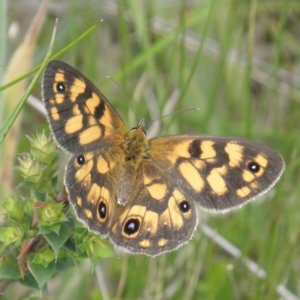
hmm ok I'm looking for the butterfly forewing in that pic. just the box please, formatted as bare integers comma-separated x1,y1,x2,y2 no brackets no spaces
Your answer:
42,61,127,154
65,146,124,236
150,135,285,211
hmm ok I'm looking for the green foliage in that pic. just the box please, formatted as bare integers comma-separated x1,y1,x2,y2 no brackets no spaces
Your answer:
0,134,114,294
0,254,22,280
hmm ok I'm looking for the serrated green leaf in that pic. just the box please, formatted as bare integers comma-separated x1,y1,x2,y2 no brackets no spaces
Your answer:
34,191,46,201
19,272,48,294
51,175,58,188
28,261,55,290
93,238,115,258
40,222,61,234
0,254,22,279
39,226,52,235
74,228,89,252
86,237,114,267
65,212,76,229
75,237,89,253
55,257,76,272
74,227,89,236
19,273,39,290
44,222,71,255
63,238,77,253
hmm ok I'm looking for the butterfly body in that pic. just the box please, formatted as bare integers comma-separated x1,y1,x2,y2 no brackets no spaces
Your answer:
122,121,149,163
42,60,285,257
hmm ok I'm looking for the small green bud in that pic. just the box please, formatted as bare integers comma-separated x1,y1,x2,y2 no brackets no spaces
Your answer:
42,203,62,222
28,133,57,164
0,224,23,246
35,200,68,227
23,195,37,216
31,247,55,267
2,196,24,221
16,155,42,184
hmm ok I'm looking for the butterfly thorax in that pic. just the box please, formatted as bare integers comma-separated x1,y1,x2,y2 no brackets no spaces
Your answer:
122,124,149,168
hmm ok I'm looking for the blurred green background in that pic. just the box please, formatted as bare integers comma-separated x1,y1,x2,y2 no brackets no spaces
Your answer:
1,0,300,299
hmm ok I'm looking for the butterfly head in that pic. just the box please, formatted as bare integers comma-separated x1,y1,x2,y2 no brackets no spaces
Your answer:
130,118,146,133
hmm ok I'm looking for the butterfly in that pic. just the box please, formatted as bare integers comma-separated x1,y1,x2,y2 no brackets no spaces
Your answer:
41,60,285,257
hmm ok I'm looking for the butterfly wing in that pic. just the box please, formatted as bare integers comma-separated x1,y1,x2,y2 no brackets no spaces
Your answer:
66,147,197,256
42,60,127,154
65,146,124,237
149,135,285,212
64,132,284,255
110,159,197,256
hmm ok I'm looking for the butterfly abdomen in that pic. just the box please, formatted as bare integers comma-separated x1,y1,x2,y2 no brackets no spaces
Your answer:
116,126,151,205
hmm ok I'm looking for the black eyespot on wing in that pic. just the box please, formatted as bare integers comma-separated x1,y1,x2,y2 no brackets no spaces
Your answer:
98,201,106,219
57,82,65,92
248,161,260,173
124,219,140,235
77,155,85,165
179,201,190,213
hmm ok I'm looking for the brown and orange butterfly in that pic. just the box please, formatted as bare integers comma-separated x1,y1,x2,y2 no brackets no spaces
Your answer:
42,60,285,257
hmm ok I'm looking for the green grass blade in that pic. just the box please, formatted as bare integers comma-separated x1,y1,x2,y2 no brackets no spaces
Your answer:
0,19,58,144
0,20,102,92
112,5,210,82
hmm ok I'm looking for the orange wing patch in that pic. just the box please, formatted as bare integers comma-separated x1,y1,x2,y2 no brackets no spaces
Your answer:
70,78,86,102
200,140,216,161
50,107,60,121
225,142,244,167
178,161,204,193
86,93,101,115
206,166,228,196
79,127,102,145
236,186,251,198
166,140,191,164
65,115,83,134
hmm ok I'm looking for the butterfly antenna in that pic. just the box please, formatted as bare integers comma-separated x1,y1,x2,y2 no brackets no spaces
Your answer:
146,107,200,126
107,76,138,123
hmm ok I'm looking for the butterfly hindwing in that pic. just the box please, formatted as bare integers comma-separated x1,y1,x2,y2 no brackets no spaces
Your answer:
110,159,197,256
149,135,285,211
42,61,127,154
